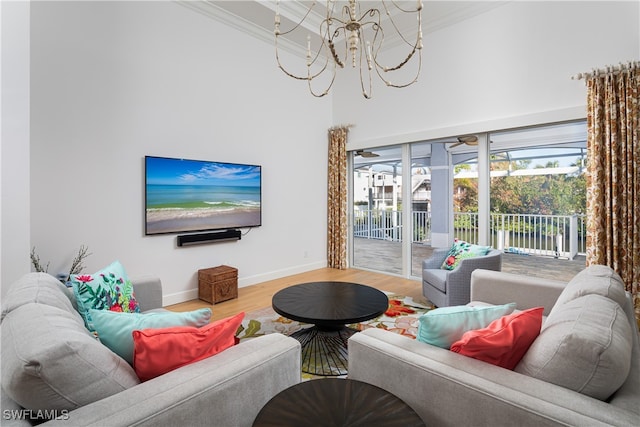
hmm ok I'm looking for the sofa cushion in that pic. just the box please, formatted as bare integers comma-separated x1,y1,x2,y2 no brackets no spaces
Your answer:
516,294,632,400
552,265,627,311
71,260,141,331
89,308,212,365
440,239,491,270
417,303,516,349
1,303,140,412
1,272,79,322
132,312,244,381
451,307,543,369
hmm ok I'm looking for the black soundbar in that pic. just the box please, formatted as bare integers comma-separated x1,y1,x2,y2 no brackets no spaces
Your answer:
177,229,241,246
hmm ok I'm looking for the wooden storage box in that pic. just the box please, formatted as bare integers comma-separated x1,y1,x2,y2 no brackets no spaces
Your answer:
198,265,238,304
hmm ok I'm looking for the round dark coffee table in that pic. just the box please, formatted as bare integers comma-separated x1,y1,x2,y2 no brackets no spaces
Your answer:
272,282,388,376
253,378,425,427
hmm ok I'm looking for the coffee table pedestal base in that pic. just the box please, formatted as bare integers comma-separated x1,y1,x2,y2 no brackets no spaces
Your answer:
290,326,357,376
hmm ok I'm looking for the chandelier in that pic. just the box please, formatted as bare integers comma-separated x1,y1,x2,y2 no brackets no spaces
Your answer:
274,0,423,98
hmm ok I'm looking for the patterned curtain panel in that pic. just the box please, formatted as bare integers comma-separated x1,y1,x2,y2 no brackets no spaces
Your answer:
327,126,348,269
585,63,640,321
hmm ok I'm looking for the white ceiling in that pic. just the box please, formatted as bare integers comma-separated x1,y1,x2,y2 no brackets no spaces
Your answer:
178,1,510,57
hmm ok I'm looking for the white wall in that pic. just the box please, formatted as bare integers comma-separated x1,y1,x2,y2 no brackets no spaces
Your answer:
1,1,31,296
335,1,640,148
25,1,331,304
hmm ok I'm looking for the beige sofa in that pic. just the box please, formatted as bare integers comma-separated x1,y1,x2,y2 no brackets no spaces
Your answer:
349,266,640,426
1,273,301,426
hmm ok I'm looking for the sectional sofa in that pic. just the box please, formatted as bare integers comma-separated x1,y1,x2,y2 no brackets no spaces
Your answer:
1,273,301,426
349,266,640,426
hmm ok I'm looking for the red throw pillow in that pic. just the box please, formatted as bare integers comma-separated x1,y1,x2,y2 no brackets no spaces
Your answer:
132,312,244,381
450,307,543,370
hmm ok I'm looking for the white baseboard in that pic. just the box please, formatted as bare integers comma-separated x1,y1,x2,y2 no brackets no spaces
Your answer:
238,260,326,287
162,260,327,306
163,289,199,307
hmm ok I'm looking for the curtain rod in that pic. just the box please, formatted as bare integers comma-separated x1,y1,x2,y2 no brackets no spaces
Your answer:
329,124,355,132
571,61,639,81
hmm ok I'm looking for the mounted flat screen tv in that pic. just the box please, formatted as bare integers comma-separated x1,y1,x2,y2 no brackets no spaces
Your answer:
145,156,262,235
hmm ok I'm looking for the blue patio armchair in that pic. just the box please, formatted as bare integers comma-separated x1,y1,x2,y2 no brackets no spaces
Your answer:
422,248,503,307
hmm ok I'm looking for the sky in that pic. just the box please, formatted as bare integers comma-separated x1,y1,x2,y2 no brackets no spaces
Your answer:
145,156,261,187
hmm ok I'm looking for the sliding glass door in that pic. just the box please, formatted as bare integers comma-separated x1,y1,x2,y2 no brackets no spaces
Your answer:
351,145,403,275
350,142,438,277
349,121,587,279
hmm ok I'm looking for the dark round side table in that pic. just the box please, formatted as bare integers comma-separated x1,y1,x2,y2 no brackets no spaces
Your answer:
253,378,425,427
272,282,389,376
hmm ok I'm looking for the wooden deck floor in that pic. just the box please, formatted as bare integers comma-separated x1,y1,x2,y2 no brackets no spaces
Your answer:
353,237,586,282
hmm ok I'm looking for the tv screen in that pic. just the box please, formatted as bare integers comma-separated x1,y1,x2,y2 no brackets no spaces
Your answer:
145,156,262,235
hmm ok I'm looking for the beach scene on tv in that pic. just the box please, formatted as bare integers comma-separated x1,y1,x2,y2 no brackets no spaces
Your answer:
145,157,261,235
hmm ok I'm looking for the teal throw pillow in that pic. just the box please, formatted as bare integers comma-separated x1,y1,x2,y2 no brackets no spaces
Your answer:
417,303,517,349
89,308,212,364
441,239,492,270
71,260,141,331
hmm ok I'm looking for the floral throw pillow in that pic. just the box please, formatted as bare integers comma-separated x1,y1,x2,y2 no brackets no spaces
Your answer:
71,260,141,331
440,239,492,271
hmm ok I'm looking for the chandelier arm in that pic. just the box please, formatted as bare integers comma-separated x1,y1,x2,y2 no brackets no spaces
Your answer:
368,24,386,69
275,2,318,37
356,7,381,24
379,3,422,47
375,50,422,88
341,3,351,18
385,47,417,72
307,68,336,98
385,0,423,14
276,15,337,81
328,40,345,68
275,41,331,81
367,24,420,73
358,34,373,99
334,26,352,68
326,24,346,68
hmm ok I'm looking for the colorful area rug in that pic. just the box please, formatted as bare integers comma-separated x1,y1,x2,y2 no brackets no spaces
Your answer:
236,293,433,380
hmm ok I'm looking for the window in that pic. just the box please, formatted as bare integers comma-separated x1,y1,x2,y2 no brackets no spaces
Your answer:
349,120,587,277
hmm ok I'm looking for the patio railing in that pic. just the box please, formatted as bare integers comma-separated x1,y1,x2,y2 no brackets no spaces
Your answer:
353,209,586,259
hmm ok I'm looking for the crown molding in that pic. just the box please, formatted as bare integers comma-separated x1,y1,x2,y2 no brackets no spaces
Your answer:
176,1,511,59
176,0,309,58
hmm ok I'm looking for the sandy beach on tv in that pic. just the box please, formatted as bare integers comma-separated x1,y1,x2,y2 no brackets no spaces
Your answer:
146,207,260,234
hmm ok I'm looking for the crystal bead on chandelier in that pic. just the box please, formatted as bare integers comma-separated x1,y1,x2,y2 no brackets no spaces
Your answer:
275,0,423,99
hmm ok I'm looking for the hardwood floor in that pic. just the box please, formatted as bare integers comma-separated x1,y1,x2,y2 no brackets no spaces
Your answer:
166,268,427,322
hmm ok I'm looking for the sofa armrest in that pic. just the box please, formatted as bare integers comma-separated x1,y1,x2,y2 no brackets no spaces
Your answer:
43,333,301,427
470,269,566,316
131,275,163,311
348,329,638,427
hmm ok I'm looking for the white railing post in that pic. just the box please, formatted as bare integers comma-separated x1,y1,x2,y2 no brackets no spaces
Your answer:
366,209,371,239
570,215,578,260
504,215,510,249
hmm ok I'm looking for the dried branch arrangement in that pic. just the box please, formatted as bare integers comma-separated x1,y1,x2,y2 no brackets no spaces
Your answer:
30,246,50,273
30,245,92,283
66,244,91,282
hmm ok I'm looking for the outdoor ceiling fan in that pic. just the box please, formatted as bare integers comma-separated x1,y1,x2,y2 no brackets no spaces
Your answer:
448,135,479,149
355,149,380,158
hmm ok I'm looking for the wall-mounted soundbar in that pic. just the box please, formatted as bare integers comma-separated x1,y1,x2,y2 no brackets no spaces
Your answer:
177,229,241,246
